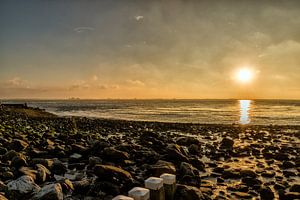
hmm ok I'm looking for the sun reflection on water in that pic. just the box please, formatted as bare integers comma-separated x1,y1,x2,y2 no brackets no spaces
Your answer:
239,100,251,124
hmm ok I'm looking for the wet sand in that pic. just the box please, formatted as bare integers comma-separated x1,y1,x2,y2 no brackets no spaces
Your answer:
0,106,299,199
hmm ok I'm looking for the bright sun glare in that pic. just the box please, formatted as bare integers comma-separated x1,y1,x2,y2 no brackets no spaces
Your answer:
236,68,254,83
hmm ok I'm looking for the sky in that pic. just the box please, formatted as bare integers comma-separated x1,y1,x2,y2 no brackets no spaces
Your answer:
0,0,300,99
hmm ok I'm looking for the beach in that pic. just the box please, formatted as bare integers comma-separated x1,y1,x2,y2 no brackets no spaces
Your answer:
0,105,299,200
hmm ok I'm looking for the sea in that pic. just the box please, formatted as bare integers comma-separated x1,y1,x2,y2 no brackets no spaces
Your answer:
2,99,300,125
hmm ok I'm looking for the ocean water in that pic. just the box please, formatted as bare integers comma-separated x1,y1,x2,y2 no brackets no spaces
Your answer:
3,99,300,125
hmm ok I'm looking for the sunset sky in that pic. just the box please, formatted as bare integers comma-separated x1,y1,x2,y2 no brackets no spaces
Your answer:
0,0,300,99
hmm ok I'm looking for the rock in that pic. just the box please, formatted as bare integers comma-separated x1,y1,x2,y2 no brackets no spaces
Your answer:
150,160,176,176
11,154,27,169
0,194,8,200
220,137,234,149
280,192,300,200
73,179,91,195
0,147,7,155
0,181,7,192
260,186,275,200
290,184,300,192
166,144,189,163
281,161,295,169
176,137,201,146
189,157,205,171
103,147,129,162
233,192,252,199
10,139,29,151
31,158,54,169
6,175,40,199
32,183,63,200
240,169,257,178
3,150,20,161
36,164,51,184
261,171,275,178
241,177,262,187
71,144,87,154
180,162,198,176
94,164,132,182
188,144,201,155
175,184,205,200
51,159,67,175
2,171,14,180
222,169,240,179
89,181,120,196
18,167,37,180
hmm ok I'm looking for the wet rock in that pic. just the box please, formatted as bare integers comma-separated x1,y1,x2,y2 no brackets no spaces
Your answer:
260,186,275,200
32,183,63,200
180,162,199,176
176,137,201,146
10,139,29,151
233,192,252,199
240,169,257,178
261,171,275,178
18,167,37,180
51,159,67,175
188,144,202,155
3,150,20,161
0,194,8,200
73,179,91,195
31,158,54,169
189,157,205,171
11,154,27,169
103,147,129,162
242,177,262,187
57,178,74,193
290,184,300,192
280,192,300,200
149,160,176,176
220,137,234,149
281,161,295,169
0,147,7,155
175,184,205,200
165,144,189,163
35,164,51,184
6,175,40,199
94,164,132,182
222,169,240,179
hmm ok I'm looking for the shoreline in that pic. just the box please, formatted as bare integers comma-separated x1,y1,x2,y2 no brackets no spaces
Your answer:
0,106,299,199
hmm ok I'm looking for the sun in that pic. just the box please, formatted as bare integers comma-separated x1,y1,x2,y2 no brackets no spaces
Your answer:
235,68,254,83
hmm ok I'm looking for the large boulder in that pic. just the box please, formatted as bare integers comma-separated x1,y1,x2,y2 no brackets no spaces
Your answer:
220,137,234,149
32,183,63,200
149,160,176,176
175,184,205,200
103,147,129,162
94,164,132,183
6,175,40,199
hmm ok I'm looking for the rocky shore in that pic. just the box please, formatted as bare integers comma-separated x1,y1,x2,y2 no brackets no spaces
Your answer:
0,106,299,200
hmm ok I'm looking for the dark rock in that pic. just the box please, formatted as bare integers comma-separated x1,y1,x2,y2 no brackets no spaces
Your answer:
6,175,40,199
281,161,295,169
3,150,20,161
240,169,257,178
180,162,199,176
290,184,300,193
176,137,201,146
150,160,176,176
261,171,275,178
51,159,67,175
189,157,205,171
11,154,27,169
0,147,7,155
165,144,189,163
242,177,262,187
188,144,201,155
32,183,63,200
35,164,51,184
220,137,234,149
73,179,91,195
280,192,300,200
94,164,132,183
260,186,275,200
10,139,29,151
175,184,205,200
103,147,129,162
233,192,252,199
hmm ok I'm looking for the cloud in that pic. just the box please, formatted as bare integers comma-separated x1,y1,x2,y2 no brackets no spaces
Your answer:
126,79,145,87
135,15,144,21
74,27,94,33
2,77,30,89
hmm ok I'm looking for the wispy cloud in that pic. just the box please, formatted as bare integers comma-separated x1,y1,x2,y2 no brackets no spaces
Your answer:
74,27,94,33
